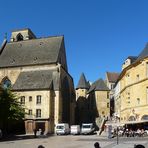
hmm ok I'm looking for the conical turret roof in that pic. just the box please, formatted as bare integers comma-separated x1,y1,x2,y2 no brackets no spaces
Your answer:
76,73,89,89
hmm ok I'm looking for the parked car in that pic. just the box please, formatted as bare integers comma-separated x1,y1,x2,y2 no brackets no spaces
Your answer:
55,123,70,135
81,123,95,135
70,125,80,135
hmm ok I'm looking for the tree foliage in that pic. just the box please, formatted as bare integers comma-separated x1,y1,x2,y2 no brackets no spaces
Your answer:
0,88,25,133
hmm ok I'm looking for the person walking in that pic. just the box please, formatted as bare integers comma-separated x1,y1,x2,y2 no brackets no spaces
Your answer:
94,142,101,148
38,145,45,148
134,144,145,148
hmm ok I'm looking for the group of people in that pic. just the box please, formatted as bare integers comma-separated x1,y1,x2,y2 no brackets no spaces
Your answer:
37,142,145,148
112,127,148,137
37,143,102,148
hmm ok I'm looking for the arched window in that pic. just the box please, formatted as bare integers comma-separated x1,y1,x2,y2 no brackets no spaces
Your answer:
16,33,23,41
141,115,148,121
1,77,11,89
128,116,136,121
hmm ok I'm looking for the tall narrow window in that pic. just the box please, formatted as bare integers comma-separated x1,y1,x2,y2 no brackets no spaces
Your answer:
111,84,114,89
16,33,23,41
146,63,148,77
136,74,139,81
107,92,109,99
20,96,25,104
36,95,41,104
107,103,109,108
29,96,32,102
137,98,140,105
147,88,148,104
36,109,41,117
28,109,32,115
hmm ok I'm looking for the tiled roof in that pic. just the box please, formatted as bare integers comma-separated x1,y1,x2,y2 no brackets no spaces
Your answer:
76,73,90,89
106,72,120,83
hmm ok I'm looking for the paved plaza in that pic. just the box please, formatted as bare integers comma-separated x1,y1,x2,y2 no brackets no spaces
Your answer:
0,134,148,148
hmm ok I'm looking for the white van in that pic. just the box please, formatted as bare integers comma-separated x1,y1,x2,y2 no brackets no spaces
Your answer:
70,125,80,135
55,123,70,135
81,123,94,135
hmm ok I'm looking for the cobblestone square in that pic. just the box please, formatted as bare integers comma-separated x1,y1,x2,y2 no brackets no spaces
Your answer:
0,134,148,148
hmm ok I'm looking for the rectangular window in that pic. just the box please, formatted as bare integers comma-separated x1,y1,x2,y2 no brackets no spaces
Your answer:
126,74,130,85
107,92,109,99
127,101,130,104
147,88,148,104
28,109,32,115
36,109,41,118
29,96,32,102
137,98,140,105
136,74,139,81
20,96,25,104
111,84,114,89
146,63,148,77
36,95,41,104
107,103,109,108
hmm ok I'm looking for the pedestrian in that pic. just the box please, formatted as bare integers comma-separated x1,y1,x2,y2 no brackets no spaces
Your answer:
134,144,145,148
38,145,45,148
34,128,37,138
94,142,101,148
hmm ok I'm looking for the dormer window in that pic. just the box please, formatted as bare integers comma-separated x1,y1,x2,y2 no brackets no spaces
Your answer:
16,33,23,41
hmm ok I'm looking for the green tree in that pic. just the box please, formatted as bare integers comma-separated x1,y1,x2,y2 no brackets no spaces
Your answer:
0,88,25,135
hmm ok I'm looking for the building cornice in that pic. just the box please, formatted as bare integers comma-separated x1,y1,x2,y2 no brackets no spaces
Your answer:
116,57,148,84
121,104,148,112
120,77,148,93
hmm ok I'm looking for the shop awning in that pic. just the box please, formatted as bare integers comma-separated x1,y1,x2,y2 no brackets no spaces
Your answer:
105,122,125,127
121,120,148,125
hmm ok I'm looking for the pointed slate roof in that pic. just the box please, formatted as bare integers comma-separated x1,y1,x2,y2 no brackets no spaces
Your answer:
88,78,109,93
76,73,89,89
137,43,148,61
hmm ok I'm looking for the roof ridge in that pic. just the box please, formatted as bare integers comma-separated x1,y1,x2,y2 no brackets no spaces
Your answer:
7,35,64,44
88,78,109,93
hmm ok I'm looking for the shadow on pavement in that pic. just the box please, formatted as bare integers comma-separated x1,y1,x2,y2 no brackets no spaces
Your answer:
0,134,52,142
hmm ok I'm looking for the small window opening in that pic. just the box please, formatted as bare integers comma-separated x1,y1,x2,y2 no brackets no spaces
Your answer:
16,33,23,41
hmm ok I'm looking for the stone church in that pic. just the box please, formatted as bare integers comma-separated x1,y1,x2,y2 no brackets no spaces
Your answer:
0,28,75,134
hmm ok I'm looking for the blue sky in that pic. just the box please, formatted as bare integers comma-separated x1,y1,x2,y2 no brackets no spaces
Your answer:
1,0,148,86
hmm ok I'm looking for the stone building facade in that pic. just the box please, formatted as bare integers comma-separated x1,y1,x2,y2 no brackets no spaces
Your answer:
106,72,119,116
115,44,148,123
76,73,110,125
0,28,75,134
